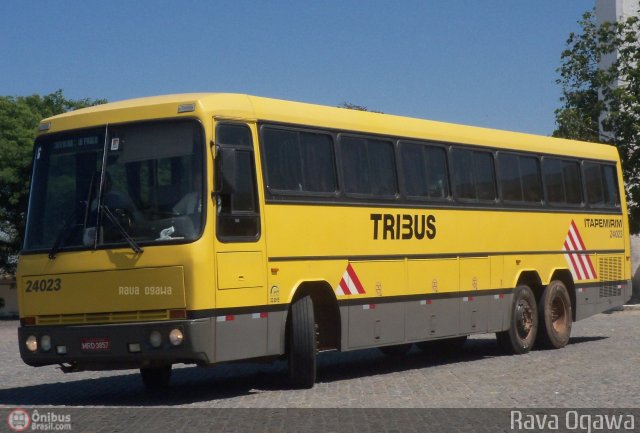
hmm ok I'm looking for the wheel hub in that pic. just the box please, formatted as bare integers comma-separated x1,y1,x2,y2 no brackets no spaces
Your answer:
515,300,533,339
550,294,567,333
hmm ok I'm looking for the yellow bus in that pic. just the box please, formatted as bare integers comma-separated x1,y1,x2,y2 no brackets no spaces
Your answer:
18,94,631,389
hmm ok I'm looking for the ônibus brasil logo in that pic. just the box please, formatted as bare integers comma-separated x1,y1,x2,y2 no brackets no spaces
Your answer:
7,408,30,432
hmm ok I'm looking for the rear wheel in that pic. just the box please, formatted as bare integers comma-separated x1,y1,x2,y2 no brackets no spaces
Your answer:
288,295,317,388
140,365,172,391
496,285,538,354
537,280,572,349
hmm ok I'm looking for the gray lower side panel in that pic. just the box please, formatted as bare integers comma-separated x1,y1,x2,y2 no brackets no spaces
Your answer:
341,292,513,351
575,280,632,321
214,311,286,363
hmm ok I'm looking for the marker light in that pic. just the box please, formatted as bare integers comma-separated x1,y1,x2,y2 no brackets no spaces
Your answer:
177,103,195,113
149,330,162,348
40,335,52,352
169,329,184,346
26,335,38,352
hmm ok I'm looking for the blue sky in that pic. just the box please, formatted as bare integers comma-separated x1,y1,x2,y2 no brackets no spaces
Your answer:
0,1,591,135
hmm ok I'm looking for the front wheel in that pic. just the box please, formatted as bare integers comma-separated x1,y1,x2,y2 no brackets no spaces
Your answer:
288,295,317,388
537,280,572,349
496,285,538,354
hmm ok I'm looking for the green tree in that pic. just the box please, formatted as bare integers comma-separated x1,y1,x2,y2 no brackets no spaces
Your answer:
554,6,640,232
338,102,383,113
0,90,106,274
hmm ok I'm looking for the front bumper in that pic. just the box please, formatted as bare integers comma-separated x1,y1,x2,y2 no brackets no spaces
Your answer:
18,319,214,370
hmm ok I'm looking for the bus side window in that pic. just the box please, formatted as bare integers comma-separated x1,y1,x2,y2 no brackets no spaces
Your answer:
543,158,583,206
585,162,620,208
497,153,542,204
215,123,260,241
602,165,620,206
452,148,496,201
341,135,397,197
399,141,449,200
262,127,337,194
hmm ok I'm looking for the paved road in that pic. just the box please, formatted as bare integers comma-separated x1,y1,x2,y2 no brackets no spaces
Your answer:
1,310,639,409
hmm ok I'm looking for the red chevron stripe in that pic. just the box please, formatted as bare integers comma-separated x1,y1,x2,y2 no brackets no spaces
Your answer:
565,241,583,280
346,263,366,294
339,278,352,295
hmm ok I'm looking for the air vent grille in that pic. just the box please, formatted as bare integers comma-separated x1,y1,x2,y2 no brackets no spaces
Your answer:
36,309,169,325
598,255,623,298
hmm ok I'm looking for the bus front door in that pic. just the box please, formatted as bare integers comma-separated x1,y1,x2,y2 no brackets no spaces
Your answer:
213,121,268,361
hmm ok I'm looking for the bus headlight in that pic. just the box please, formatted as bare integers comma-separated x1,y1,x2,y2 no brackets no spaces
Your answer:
26,335,38,352
169,329,183,346
40,335,52,352
149,330,162,348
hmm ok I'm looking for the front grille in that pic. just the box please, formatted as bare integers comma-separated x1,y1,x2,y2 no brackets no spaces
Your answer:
36,309,169,325
598,255,623,298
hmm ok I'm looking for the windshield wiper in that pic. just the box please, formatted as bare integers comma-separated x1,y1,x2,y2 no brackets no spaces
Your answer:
48,210,77,260
101,205,143,254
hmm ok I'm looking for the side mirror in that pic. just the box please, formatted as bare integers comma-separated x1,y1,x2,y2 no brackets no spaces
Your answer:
215,145,237,195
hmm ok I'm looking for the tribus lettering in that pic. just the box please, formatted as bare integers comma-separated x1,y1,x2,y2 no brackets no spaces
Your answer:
370,213,436,240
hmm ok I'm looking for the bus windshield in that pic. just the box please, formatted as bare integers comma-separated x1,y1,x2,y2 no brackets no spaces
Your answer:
24,119,205,253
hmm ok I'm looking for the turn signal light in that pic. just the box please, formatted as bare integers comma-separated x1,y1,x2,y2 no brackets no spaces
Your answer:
21,317,36,326
169,309,187,319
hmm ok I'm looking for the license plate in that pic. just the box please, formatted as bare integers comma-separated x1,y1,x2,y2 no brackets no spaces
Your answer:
80,337,111,352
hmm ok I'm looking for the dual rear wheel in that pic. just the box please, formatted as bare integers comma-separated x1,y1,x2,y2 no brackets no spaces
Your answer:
497,280,572,354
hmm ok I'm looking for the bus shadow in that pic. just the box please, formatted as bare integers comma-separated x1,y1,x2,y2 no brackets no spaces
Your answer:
566,336,607,345
0,335,608,406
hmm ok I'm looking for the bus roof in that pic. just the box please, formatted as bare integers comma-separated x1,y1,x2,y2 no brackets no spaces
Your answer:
41,93,619,161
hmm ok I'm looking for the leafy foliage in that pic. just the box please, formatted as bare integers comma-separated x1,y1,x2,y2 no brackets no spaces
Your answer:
554,6,640,232
0,90,106,274
338,102,383,113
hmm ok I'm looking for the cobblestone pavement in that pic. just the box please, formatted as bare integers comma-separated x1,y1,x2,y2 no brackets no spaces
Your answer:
1,310,639,409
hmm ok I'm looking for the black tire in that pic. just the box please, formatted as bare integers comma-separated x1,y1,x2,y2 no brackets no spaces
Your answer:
288,295,317,388
496,285,538,354
378,343,412,357
416,336,467,356
140,365,172,391
537,280,572,349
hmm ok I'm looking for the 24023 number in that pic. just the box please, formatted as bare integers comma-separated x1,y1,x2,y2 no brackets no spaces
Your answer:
25,278,62,292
